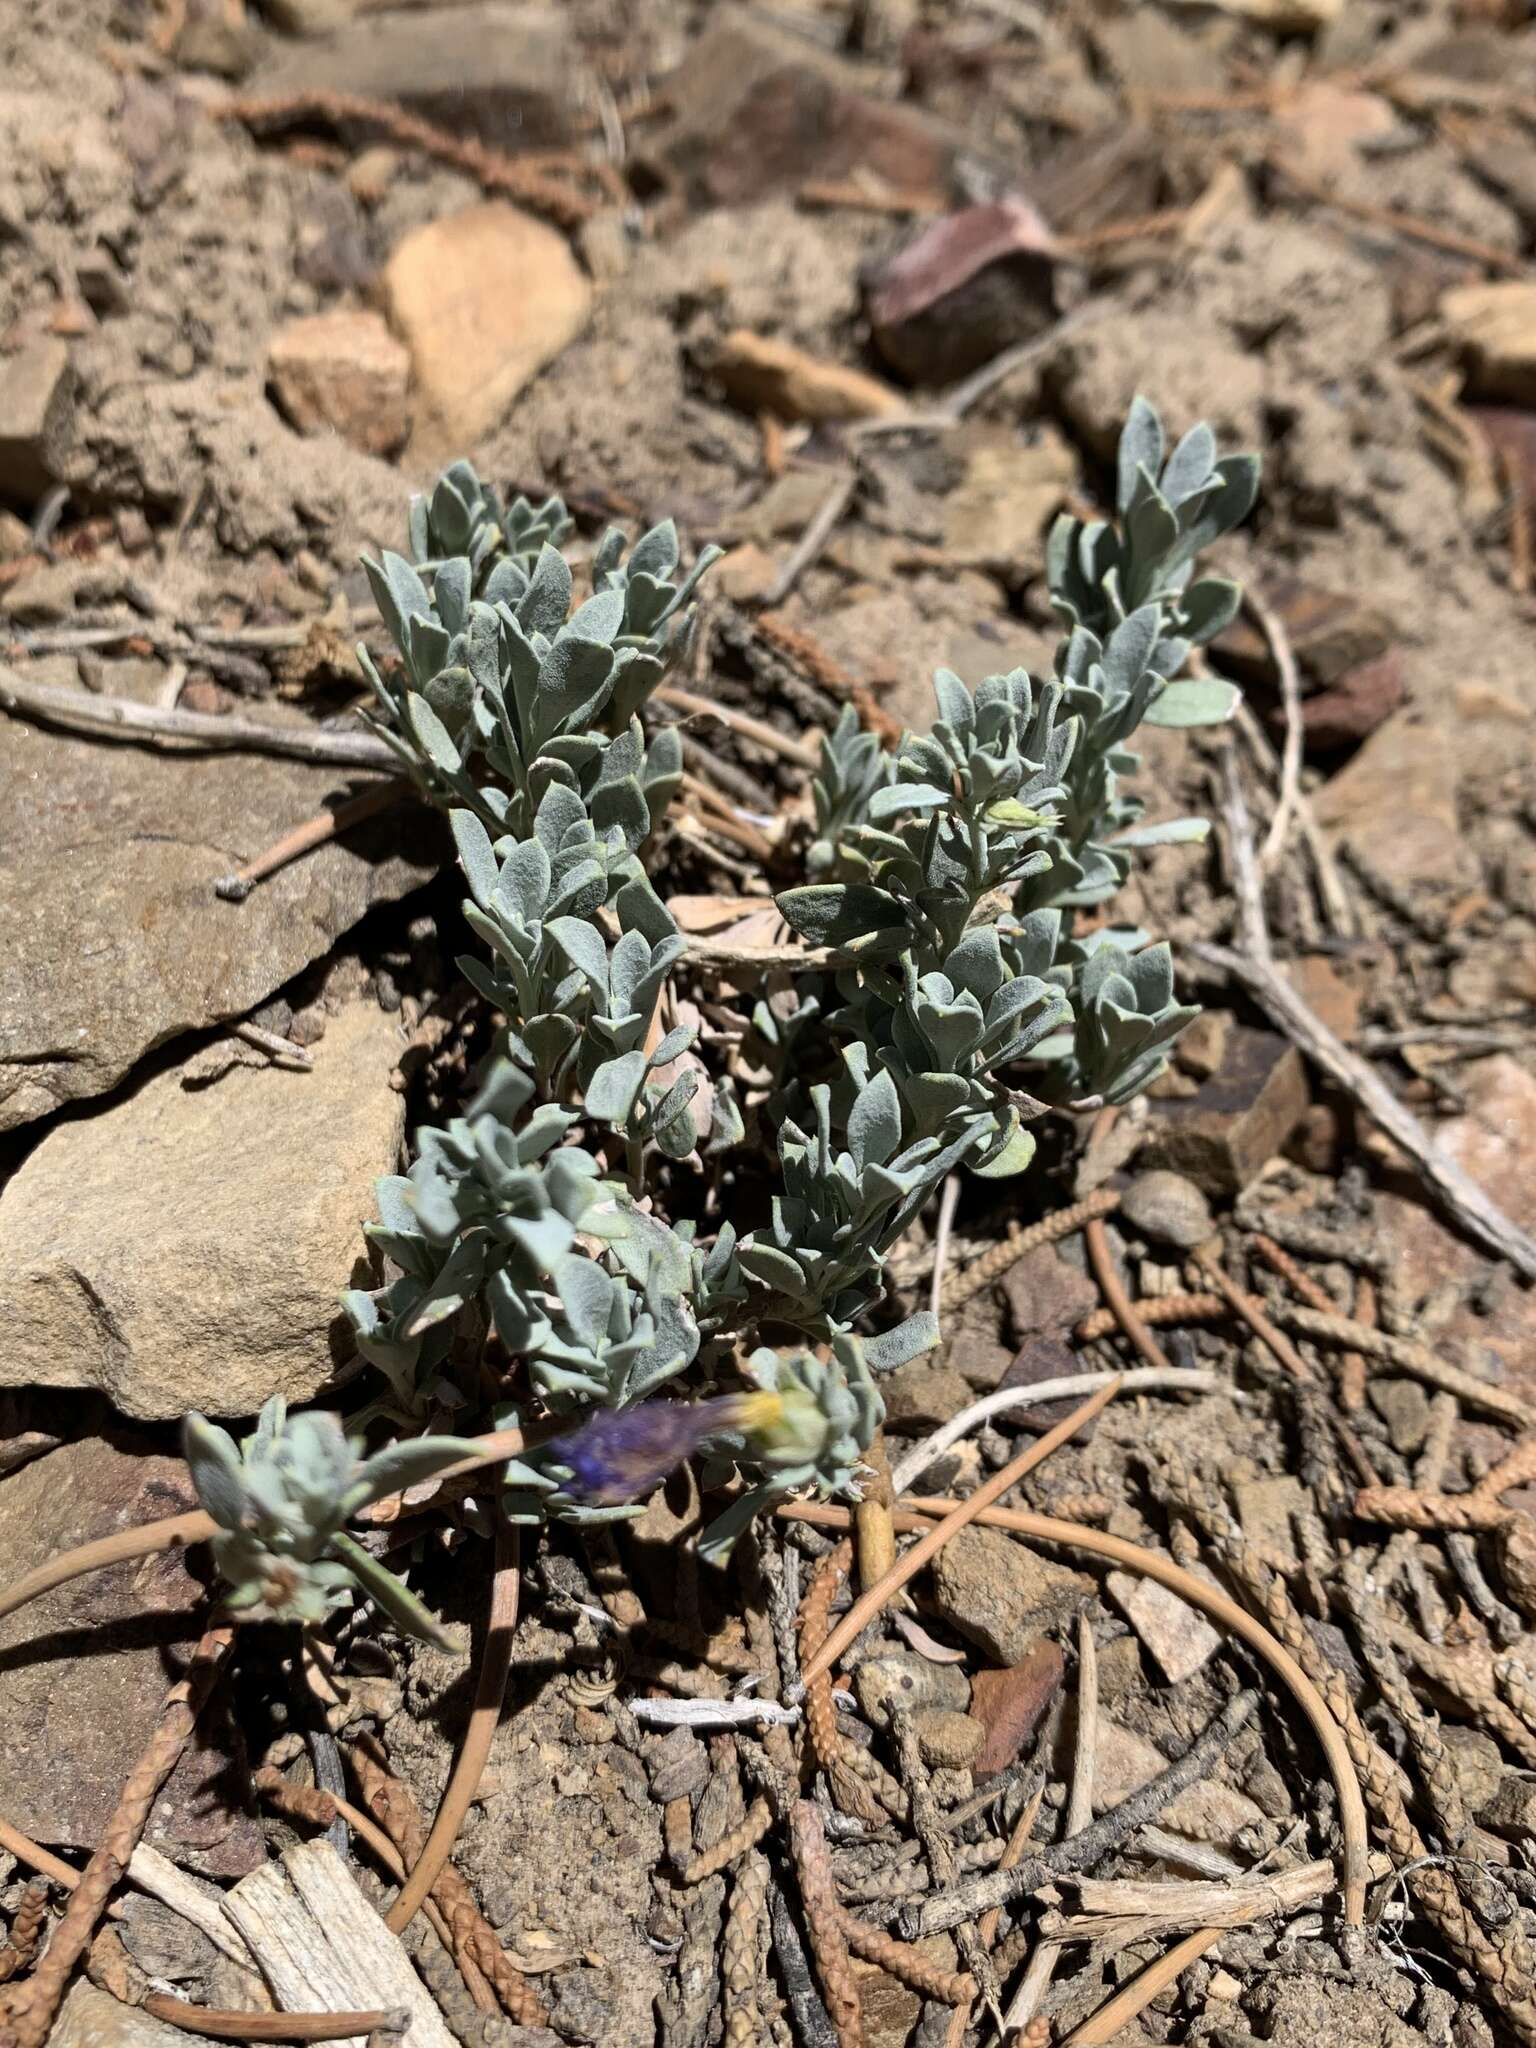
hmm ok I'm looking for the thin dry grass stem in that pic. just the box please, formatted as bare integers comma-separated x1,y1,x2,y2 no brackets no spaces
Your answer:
999,1615,1098,2037
788,1801,863,2048
0,1511,216,1625
1247,590,1303,874
0,1822,77,1895
0,1627,233,2048
799,1379,1122,1689
780,1493,1369,1927
215,781,406,900
939,1189,1121,1314
656,683,821,768
1085,1213,1173,1370
1269,155,1527,273
1061,1925,1226,2047
386,1519,520,1936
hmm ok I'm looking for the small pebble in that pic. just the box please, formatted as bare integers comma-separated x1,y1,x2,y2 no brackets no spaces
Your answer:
1120,1169,1215,1250
854,1650,970,1724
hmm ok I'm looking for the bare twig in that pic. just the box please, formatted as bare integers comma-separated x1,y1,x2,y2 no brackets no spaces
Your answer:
1061,1926,1225,2046
1235,703,1356,935
656,684,821,768
1217,729,1272,962
215,781,408,900
1189,939,1536,1282
888,1368,1223,1495
780,1498,1367,1926
0,664,396,769
1246,591,1304,876
761,469,860,607
895,1690,1261,1939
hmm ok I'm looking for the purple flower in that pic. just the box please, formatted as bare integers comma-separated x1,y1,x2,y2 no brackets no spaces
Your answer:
550,1392,783,1506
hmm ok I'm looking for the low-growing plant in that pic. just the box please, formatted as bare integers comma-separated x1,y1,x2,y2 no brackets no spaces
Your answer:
186,399,1257,1618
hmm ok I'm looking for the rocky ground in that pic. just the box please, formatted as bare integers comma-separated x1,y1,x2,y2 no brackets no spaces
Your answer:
4,0,1536,2044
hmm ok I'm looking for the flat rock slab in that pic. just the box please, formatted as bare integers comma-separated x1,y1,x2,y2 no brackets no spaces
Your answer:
0,1436,262,1872
0,704,433,1130
0,1001,406,1418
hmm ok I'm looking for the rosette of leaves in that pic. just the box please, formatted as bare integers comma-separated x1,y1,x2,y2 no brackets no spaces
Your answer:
695,1322,934,1560
357,474,718,844
806,705,895,878
183,1399,476,1644
1047,394,1259,693
738,1075,992,1325
406,460,572,591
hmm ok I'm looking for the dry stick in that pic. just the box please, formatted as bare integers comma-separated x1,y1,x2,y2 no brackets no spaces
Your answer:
930,1171,962,1323
254,1771,498,2015
1061,1926,1225,2048
800,1379,1122,1688
1234,703,1356,937
0,664,398,770
386,1519,519,1935
780,1498,1367,1927
0,1627,233,2048
1002,1611,1100,2035
1270,156,1528,274
1247,591,1304,876
214,781,407,901
1189,939,1536,1283
892,1690,1261,1941
656,683,821,768
788,1801,864,2048
938,1188,1121,1314
1271,1303,1536,1427
762,469,859,607
139,1998,404,2042
943,1779,1047,2048
891,1711,1002,2025
887,1368,1224,1496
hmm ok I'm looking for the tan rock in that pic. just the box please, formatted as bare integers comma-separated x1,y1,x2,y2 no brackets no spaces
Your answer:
930,1525,1093,1664
943,426,1078,573
55,1982,207,2048
268,309,410,458
0,1003,406,1418
0,339,74,504
914,1709,984,1771
1106,1571,1221,1685
1313,710,1466,886
1093,1720,1265,1842
710,329,905,424
710,543,778,603
1143,1024,1310,1196
1443,280,1536,406
1272,83,1397,183
1285,954,1361,1042
385,203,592,461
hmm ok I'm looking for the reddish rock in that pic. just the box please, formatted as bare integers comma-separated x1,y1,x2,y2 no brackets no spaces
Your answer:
968,1641,1066,1776
1300,648,1405,751
0,1437,261,1875
1214,578,1395,690
1313,710,1467,887
652,9,962,208
1142,1025,1310,1196
866,201,1057,387
1285,955,1362,1042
